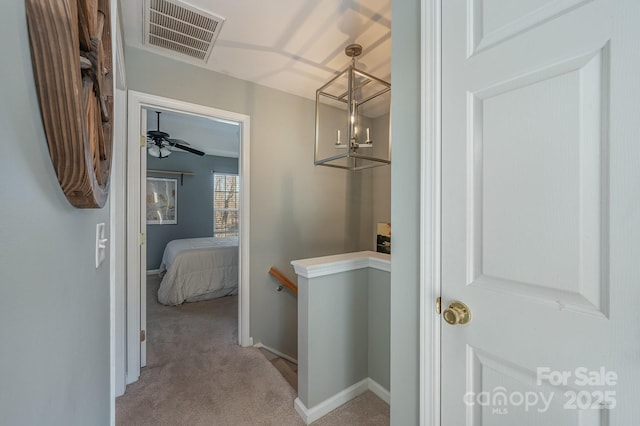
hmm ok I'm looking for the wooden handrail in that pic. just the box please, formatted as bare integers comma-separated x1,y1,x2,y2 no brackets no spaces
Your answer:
268,267,298,295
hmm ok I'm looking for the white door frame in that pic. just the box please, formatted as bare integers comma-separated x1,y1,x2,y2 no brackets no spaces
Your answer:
419,1,442,425
109,0,127,424
124,90,252,384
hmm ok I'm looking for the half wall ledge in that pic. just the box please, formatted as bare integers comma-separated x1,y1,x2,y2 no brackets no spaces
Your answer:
291,251,391,278
291,250,391,424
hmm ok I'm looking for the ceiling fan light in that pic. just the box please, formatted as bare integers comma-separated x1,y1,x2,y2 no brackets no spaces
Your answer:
160,147,172,158
148,145,161,157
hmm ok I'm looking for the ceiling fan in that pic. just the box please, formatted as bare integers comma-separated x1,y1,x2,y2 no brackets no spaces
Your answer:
147,111,205,158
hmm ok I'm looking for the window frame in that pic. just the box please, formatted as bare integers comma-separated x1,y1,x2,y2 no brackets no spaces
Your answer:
212,172,239,238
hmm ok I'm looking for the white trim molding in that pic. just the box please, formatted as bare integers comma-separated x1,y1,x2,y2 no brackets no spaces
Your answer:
110,1,126,424
294,378,390,425
111,89,127,389
253,342,298,365
420,0,442,425
367,378,391,404
124,91,252,387
291,251,391,278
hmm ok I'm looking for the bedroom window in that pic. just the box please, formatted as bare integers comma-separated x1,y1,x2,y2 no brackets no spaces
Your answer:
213,173,239,237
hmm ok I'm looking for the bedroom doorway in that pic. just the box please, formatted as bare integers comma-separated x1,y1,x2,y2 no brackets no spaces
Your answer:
124,91,251,385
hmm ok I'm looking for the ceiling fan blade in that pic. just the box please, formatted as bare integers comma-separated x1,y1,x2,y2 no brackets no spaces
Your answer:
167,138,190,146
173,143,205,156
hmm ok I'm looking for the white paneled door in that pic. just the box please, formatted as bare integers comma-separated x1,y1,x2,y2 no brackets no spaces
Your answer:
441,0,639,424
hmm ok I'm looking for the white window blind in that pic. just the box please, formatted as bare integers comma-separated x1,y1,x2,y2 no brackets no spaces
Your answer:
213,173,239,237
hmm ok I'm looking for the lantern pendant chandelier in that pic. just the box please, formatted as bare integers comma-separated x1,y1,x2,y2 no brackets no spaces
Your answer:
314,44,391,170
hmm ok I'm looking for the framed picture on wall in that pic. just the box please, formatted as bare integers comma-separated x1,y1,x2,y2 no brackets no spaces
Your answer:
147,177,177,225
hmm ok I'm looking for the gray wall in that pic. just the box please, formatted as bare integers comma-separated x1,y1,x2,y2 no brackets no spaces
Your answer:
125,46,380,358
298,270,370,407
372,113,391,248
0,2,110,424
298,268,390,408
146,152,238,269
368,268,391,390
390,0,422,423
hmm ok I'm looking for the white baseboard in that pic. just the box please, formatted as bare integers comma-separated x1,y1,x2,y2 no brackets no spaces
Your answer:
295,379,369,424
294,398,309,423
294,378,390,424
146,269,161,276
367,378,390,404
253,342,298,365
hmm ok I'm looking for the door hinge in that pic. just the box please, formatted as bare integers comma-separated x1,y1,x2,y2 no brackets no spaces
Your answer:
436,297,442,314
140,330,146,342
140,135,146,147
140,232,145,246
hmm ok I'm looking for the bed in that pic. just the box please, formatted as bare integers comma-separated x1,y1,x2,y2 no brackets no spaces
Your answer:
158,236,239,305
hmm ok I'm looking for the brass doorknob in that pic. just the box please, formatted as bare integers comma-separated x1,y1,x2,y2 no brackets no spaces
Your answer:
443,301,471,325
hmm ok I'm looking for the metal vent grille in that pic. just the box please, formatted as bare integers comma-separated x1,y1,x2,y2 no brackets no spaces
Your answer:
144,0,225,62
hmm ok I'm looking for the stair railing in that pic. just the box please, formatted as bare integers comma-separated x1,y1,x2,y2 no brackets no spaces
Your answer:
268,267,298,295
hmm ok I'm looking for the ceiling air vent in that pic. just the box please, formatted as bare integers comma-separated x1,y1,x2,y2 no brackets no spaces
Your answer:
144,0,225,62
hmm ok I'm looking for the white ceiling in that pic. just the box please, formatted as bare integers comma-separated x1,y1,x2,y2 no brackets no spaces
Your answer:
121,0,391,102
146,108,240,157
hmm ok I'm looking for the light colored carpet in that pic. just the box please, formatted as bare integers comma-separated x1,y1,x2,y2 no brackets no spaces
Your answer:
116,276,389,425
270,358,298,392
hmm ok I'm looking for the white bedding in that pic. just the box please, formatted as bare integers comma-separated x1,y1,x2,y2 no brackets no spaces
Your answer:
158,237,238,305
